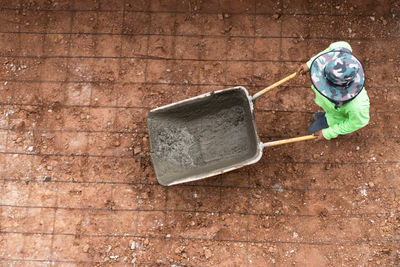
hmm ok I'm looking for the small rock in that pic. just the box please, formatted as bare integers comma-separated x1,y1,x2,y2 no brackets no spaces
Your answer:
368,182,375,188
224,13,230,18
218,13,223,20
224,25,232,33
272,13,280,20
204,248,212,258
253,193,261,199
361,188,367,197
83,244,90,253
13,121,25,131
325,164,331,170
140,192,149,199
130,241,136,250
272,183,284,192
319,208,328,217
174,246,185,254
142,137,148,146
46,165,53,171
134,147,141,155
44,176,51,182
356,146,360,151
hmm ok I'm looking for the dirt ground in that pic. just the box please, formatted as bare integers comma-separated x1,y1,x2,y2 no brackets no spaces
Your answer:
0,0,400,266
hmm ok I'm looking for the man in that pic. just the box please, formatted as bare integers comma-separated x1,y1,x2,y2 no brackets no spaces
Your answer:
298,41,370,140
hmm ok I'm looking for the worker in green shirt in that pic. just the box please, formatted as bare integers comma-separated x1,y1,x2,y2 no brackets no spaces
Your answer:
298,41,370,140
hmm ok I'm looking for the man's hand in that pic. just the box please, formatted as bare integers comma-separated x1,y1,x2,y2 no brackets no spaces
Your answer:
297,63,310,75
313,130,325,141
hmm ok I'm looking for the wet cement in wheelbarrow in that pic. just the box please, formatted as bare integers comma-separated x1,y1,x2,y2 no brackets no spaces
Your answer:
148,89,259,185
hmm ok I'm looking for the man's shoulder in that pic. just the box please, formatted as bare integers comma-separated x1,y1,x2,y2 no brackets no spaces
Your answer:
347,88,370,109
329,41,352,52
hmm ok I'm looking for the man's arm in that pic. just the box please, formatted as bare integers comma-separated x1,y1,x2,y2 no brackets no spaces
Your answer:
322,104,370,140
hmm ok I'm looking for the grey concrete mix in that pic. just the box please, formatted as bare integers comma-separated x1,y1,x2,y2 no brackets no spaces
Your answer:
148,89,259,185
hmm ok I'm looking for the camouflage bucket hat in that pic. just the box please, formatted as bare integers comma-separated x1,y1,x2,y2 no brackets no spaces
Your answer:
310,50,365,103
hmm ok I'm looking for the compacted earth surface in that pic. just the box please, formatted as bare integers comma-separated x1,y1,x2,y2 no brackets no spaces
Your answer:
0,0,400,266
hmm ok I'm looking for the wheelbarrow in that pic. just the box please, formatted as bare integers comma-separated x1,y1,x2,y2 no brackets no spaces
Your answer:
147,72,316,186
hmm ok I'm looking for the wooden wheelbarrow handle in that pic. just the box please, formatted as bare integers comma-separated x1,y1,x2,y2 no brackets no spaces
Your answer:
252,72,297,101
262,135,317,148
250,72,312,148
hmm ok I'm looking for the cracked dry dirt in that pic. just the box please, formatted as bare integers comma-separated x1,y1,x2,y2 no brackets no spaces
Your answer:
0,0,400,266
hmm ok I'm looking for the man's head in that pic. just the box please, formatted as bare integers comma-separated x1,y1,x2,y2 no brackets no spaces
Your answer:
310,49,365,107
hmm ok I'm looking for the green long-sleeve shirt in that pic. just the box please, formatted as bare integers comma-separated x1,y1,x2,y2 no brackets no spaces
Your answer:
306,41,370,140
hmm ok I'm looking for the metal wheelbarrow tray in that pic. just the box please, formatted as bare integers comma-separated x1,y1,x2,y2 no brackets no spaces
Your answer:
147,73,316,186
